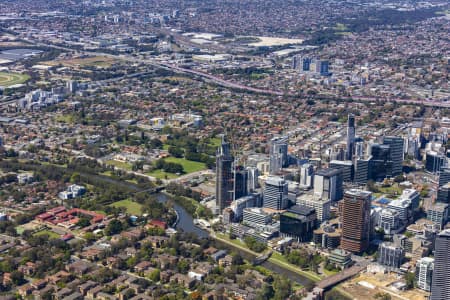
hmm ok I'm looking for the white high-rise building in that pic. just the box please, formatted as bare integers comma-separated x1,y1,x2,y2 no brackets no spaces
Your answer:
263,176,288,210
416,257,434,292
299,163,314,189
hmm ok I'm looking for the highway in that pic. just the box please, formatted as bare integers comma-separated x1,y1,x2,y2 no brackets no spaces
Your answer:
6,36,450,108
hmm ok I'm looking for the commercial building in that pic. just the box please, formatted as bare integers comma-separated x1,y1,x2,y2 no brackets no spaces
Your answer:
280,205,316,242
430,229,450,300
426,203,449,228
313,224,341,249
416,257,434,292
399,189,420,211
340,189,372,253
377,242,404,268
263,176,289,210
425,151,446,174
243,207,272,228
387,199,412,224
246,166,260,193
216,136,234,212
229,193,262,221
382,136,404,176
299,163,314,189
346,114,355,160
378,208,401,235
313,168,343,202
329,160,353,182
234,167,248,200
436,183,450,204
370,143,393,180
354,157,371,184
297,194,331,222
329,249,352,269
438,167,450,187
269,136,288,174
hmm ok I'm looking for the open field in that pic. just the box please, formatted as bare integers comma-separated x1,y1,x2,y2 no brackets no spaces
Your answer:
0,72,30,86
43,56,118,68
33,229,60,239
209,137,222,148
109,199,143,215
147,169,179,179
164,157,206,173
105,159,132,171
341,272,430,300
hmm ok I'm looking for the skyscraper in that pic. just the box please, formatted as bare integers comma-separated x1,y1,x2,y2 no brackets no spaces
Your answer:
314,168,343,202
340,189,372,253
370,143,392,180
269,136,288,175
416,257,434,292
346,114,355,160
216,136,234,213
246,166,259,193
438,167,450,187
234,167,248,200
430,229,450,300
263,176,288,210
301,57,311,71
383,136,404,176
299,163,314,189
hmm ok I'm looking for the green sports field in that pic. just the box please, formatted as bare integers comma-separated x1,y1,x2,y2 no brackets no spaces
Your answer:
0,72,30,87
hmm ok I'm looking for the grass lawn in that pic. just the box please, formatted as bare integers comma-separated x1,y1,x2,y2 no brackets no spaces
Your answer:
34,230,60,239
209,137,222,148
105,160,132,171
147,169,179,179
217,233,247,248
376,184,403,197
109,199,142,215
269,252,322,282
164,157,206,173
100,171,114,176
0,72,30,87
323,268,339,276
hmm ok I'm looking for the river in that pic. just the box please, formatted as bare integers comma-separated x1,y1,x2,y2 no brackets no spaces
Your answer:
155,192,315,287
156,193,209,238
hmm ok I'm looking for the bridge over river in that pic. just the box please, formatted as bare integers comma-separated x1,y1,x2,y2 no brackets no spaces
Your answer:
316,260,370,290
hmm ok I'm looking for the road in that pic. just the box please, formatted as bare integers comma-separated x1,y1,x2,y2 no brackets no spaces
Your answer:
5,36,449,108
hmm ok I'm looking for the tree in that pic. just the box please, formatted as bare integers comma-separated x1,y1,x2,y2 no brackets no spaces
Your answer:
70,172,81,183
168,146,184,158
84,232,96,242
10,270,25,285
405,272,416,289
76,217,91,228
244,236,266,253
177,259,190,274
148,268,160,282
273,275,292,300
256,283,274,300
231,253,244,266
105,219,123,236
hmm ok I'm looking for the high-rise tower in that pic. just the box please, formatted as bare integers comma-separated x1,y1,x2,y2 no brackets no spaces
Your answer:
216,136,234,213
346,114,355,160
340,189,372,253
269,136,288,175
430,229,450,300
